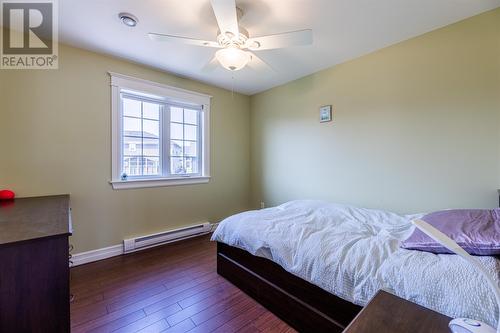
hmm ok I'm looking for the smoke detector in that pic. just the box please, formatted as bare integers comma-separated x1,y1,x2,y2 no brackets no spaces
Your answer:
119,13,138,27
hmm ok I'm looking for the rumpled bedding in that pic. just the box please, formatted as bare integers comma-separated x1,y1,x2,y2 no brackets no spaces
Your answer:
211,200,500,327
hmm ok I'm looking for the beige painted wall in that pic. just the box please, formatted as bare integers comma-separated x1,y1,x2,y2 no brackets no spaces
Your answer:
0,44,251,252
250,8,500,214
1,8,499,253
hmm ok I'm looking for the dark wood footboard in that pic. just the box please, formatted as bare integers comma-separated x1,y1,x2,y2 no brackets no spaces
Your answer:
216,242,362,332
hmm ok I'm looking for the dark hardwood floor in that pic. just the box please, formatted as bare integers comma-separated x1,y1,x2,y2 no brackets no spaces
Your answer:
70,235,296,333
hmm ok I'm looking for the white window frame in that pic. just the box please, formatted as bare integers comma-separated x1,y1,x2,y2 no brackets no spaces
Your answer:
109,72,211,190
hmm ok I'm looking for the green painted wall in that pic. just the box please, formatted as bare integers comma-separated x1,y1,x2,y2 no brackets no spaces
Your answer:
1,8,499,254
0,44,251,252
250,8,500,214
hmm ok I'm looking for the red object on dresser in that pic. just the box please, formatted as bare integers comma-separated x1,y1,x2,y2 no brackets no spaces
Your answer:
0,190,15,200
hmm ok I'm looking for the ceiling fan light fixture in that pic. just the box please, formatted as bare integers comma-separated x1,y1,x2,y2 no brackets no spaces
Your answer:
215,46,250,71
216,27,249,48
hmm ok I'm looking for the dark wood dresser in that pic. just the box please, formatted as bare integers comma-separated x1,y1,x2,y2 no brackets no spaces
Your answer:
343,290,451,333
0,195,72,333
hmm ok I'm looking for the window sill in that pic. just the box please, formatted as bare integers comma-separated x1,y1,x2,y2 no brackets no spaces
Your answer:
110,176,210,190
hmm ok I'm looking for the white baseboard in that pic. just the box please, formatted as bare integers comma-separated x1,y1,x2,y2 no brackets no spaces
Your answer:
71,222,219,267
71,244,123,267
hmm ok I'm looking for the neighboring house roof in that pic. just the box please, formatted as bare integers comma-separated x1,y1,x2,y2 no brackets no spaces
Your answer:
123,131,183,156
124,130,158,139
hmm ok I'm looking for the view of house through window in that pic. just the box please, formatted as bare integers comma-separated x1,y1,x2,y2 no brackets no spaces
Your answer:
121,95,202,179
122,97,161,177
170,107,199,175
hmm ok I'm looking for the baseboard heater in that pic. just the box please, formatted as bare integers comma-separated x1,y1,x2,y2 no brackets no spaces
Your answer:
123,222,212,253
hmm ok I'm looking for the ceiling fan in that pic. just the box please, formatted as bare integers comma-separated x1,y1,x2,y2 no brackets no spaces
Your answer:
148,0,313,72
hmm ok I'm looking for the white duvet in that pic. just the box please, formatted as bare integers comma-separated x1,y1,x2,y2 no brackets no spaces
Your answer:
211,200,500,327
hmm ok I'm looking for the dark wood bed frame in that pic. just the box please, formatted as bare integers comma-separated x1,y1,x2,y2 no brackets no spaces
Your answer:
217,242,362,332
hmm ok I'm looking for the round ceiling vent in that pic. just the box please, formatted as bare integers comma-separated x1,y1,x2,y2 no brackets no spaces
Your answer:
118,13,138,27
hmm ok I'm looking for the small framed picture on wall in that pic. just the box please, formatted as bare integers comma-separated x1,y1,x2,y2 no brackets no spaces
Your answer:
319,105,332,122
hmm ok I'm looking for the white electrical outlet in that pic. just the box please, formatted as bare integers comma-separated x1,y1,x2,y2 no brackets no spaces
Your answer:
260,202,265,209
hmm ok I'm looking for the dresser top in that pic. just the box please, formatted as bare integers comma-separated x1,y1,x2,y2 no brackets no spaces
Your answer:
0,195,71,246
344,290,451,333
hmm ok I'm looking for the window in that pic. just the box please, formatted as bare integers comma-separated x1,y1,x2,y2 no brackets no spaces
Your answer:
110,73,211,189
169,107,201,176
122,97,161,177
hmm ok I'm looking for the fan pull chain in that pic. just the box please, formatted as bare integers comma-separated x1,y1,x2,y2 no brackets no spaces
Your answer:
231,75,235,99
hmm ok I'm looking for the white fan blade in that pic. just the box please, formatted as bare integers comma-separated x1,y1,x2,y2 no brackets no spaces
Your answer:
148,33,220,48
201,57,220,73
210,0,239,37
247,52,274,72
246,29,312,51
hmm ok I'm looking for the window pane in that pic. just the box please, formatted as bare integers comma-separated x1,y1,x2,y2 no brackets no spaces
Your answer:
143,157,160,175
171,107,183,123
184,141,197,157
123,116,141,135
184,157,198,174
184,124,197,141
171,140,183,156
120,94,204,179
171,123,183,140
143,119,159,138
143,138,159,157
123,98,141,118
121,97,163,178
171,157,184,175
123,136,142,156
184,109,198,125
143,102,160,120
123,156,142,176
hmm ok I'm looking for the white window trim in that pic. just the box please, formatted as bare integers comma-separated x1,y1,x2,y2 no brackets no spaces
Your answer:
109,72,211,190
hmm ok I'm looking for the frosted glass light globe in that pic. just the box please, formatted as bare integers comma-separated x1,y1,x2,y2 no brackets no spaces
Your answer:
215,46,250,71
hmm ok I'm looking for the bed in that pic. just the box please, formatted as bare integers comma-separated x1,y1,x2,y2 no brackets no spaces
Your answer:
212,200,500,332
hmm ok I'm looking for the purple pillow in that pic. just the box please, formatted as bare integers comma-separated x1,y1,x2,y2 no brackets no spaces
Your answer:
401,209,500,256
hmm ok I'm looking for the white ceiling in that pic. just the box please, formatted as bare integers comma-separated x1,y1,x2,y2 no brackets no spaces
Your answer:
59,0,500,95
